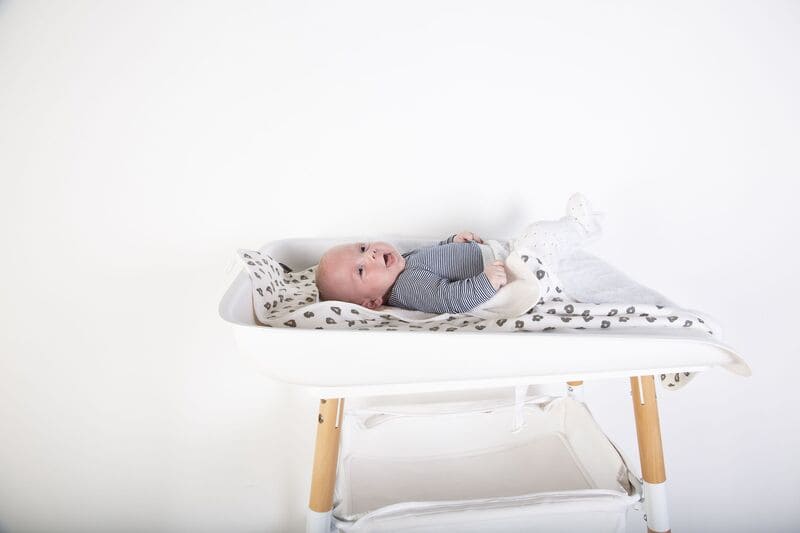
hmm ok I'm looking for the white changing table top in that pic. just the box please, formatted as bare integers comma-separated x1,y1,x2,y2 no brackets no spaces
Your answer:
219,238,751,397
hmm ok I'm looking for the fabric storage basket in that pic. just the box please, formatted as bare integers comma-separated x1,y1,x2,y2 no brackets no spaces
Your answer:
332,392,642,533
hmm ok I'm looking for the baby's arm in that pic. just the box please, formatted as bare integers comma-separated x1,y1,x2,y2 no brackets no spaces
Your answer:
483,260,507,290
438,231,484,246
392,267,503,314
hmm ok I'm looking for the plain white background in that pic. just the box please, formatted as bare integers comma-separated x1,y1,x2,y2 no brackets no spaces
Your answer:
1,1,798,532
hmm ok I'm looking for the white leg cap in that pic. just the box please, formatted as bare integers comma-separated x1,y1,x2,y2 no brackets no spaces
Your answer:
644,481,670,532
306,509,333,533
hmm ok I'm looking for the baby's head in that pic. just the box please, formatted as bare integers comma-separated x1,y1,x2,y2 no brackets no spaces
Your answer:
315,241,406,309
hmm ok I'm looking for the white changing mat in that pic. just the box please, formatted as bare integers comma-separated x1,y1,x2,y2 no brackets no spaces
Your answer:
234,238,750,389
220,237,751,396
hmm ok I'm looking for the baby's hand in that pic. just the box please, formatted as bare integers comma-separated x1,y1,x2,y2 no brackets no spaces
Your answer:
453,231,484,244
484,260,507,291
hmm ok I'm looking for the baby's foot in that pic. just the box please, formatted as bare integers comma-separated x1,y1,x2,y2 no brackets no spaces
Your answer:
566,193,602,238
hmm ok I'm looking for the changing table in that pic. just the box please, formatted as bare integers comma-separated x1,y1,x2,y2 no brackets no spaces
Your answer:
219,238,751,533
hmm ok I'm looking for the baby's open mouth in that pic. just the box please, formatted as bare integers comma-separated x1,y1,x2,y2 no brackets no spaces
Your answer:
383,252,393,267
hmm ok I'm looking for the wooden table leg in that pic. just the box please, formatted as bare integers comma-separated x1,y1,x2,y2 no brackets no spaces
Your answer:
566,380,585,402
306,398,344,533
631,376,671,533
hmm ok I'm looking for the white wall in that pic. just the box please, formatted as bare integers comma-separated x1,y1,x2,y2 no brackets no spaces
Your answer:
1,1,798,531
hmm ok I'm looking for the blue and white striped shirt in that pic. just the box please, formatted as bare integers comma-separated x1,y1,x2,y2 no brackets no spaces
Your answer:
387,235,496,314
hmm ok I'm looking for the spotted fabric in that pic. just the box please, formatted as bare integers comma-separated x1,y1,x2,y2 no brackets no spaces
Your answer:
238,249,710,390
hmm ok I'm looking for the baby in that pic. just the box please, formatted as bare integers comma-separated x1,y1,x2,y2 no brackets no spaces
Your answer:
315,194,599,315
315,232,507,314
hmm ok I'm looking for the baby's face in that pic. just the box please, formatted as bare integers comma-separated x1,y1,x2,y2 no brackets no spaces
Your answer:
318,241,406,309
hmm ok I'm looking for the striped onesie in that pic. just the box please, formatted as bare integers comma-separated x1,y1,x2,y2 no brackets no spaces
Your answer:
386,235,497,314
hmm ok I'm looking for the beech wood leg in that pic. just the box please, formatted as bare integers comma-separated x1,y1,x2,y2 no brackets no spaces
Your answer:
630,376,671,533
306,398,344,533
566,380,585,402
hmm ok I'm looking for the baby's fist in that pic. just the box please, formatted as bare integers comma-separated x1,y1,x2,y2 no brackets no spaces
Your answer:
484,260,507,291
453,231,484,244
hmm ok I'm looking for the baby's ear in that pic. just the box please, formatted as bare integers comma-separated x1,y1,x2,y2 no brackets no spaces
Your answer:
362,297,383,310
